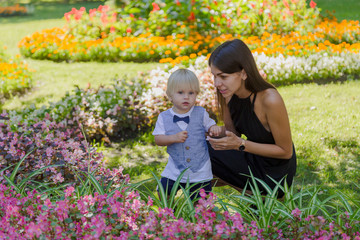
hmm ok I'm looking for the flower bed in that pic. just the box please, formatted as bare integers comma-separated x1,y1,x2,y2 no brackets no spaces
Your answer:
0,4,27,17
18,28,233,63
0,112,124,188
18,0,327,64
1,184,359,239
18,18,360,70
0,46,33,100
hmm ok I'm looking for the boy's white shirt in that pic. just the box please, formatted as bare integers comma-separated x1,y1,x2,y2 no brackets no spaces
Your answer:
152,106,216,183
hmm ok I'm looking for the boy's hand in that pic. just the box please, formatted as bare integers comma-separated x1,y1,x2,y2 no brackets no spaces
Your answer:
174,131,188,143
208,125,225,138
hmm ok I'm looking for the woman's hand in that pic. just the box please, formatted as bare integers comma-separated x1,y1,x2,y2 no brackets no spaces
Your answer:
208,130,242,151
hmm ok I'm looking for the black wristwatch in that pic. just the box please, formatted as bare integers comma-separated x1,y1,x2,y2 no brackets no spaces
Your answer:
238,139,246,151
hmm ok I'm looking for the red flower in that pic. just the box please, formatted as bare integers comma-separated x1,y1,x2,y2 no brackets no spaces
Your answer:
310,0,317,8
188,11,195,21
126,28,132,33
175,0,181,6
151,2,160,12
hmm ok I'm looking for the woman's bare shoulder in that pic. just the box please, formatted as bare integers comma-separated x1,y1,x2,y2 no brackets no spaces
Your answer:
259,88,283,107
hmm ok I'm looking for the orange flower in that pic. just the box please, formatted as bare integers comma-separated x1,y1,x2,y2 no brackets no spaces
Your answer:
190,53,197,58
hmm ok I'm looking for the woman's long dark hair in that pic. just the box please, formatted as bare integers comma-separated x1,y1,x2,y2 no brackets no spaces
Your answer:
209,39,275,121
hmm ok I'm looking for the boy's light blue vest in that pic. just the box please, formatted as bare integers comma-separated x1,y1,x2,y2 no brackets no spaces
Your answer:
162,106,209,172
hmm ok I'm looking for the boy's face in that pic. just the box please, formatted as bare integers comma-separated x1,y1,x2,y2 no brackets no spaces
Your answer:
169,86,198,114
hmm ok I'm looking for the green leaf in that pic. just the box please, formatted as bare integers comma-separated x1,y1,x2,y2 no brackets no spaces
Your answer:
3,175,21,194
9,147,37,182
64,218,73,224
86,171,105,195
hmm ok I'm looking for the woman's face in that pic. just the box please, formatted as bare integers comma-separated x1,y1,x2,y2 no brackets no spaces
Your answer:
210,65,245,99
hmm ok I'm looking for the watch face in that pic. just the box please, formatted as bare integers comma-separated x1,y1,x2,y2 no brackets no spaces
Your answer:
239,145,245,151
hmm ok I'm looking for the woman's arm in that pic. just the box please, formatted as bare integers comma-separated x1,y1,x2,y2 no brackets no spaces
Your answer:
209,89,293,159
242,90,293,158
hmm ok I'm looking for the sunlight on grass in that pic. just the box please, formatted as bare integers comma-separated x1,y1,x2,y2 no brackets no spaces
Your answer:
312,0,360,20
1,60,162,110
279,80,360,197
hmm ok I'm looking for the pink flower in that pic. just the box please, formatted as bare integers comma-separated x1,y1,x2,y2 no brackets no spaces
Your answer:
64,186,75,197
310,0,316,8
6,205,20,217
151,2,160,13
25,222,42,238
53,173,64,183
89,8,96,18
291,208,301,218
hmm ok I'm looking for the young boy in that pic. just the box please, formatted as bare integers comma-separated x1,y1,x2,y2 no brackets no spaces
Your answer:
153,68,222,200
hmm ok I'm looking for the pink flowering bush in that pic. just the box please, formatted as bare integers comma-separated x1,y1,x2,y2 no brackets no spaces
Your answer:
0,186,264,239
1,184,359,239
0,111,127,191
64,0,320,39
275,208,360,239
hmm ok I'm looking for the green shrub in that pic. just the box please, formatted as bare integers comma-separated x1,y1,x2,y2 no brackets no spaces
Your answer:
8,75,151,143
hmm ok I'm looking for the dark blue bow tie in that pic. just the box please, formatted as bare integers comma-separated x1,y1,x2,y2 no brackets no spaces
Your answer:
173,115,190,124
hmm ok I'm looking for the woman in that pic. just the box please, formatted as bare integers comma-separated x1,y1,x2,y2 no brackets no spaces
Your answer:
207,39,296,198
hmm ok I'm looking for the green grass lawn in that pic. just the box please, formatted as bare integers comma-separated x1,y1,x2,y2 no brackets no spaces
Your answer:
1,1,359,198
0,2,161,109
312,0,360,20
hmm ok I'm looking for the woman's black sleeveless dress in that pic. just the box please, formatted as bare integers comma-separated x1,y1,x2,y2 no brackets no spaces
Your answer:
208,93,296,197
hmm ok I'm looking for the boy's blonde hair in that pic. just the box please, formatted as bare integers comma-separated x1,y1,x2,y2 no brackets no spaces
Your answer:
166,69,200,97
